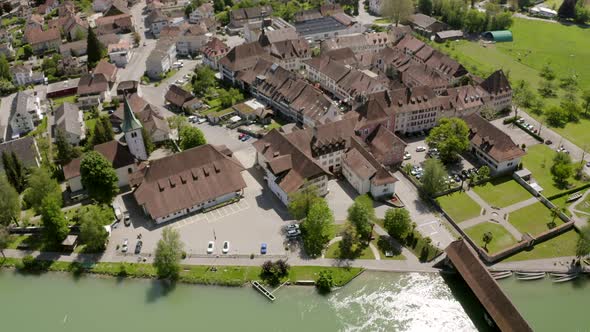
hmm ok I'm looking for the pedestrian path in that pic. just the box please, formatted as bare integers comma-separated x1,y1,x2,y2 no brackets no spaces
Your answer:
461,190,524,240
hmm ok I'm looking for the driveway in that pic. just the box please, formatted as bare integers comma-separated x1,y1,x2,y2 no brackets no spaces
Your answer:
491,117,540,149
0,92,16,141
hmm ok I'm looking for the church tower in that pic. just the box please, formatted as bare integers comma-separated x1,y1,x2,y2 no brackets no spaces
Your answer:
122,96,148,161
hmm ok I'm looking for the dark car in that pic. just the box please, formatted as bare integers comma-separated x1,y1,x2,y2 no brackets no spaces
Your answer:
135,240,143,254
545,139,553,145
123,212,131,226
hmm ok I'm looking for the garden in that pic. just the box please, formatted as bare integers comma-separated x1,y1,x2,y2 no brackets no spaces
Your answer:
464,221,518,254
472,177,532,208
436,191,482,222
504,230,580,262
508,202,565,236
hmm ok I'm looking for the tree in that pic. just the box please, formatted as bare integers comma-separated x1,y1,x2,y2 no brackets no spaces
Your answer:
80,151,119,204
23,167,62,215
339,222,361,257
561,99,582,122
0,226,10,258
477,165,491,182
2,151,26,193
576,226,590,259
418,0,433,15
132,31,141,46
79,205,110,252
154,227,184,279
540,63,556,81
22,45,33,60
40,195,69,245
426,117,469,163
383,208,412,240
192,66,217,97
551,151,573,187
142,127,154,155
315,270,334,294
168,115,189,133
575,4,590,24
0,54,10,81
213,0,224,12
382,0,414,26
260,260,290,286
301,199,334,258
482,231,493,251
545,105,568,128
86,27,105,69
0,176,20,226
218,88,244,108
582,89,590,116
420,158,447,198
288,184,321,220
55,128,80,165
558,0,577,18
347,195,375,244
538,79,557,98
559,74,579,91
179,126,207,150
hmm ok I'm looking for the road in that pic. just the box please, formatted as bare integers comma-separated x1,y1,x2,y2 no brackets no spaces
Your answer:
0,92,16,141
356,0,381,26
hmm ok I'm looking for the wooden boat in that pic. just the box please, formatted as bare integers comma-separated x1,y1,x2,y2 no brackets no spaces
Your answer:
517,274,546,281
491,271,513,280
553,274,578,283
515,272,545,280
567,192,583,202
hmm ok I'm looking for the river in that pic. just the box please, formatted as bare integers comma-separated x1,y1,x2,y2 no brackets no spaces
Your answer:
0,270,587,331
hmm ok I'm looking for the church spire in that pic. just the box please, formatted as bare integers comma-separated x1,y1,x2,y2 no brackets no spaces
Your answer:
121,95,143,133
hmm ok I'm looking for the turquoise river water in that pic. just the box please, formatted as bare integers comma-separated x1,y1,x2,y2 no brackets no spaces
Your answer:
0,270,588,331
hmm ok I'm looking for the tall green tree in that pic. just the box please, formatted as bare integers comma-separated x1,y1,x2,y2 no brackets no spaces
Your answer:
154,227,184,279
0,225,10,258
315,270,334,294
418,0,433,15
40,195,69,245
420,158,447,198
482,231,493,251
383,208,412,240
339,222,361,258
382,0,415,26
426,117,469,163
91,116,114,146
179,126,206,150
80,151,119,204
545,105,568,127
55,128,80,165
288,184,321,220
79,205,111,252
0,176,20,226
2,151,26,193
213,0,224,12
0,54,10,80
86,27,105,69
347,195,375,244
24,167,62,215
551,151,573,188
558,0,577,18
22,45,33,60
582,89,590,116
576,226,590,259
561,99,582,122
301,199,334,258
142,127,154,155
192,66,216,97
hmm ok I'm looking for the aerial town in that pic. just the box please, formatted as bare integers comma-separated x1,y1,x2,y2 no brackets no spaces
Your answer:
0,0,589,330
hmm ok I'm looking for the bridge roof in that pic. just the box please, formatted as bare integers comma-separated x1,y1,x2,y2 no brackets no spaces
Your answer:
445,240,532,332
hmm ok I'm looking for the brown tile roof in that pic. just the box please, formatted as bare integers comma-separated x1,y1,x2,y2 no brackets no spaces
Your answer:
77,73,109,95
366,124,407,164
445,240,533,332
479,70,511,96
395,34,425,54
63,140,136,179
389,86,441,114
464,113,526,162
93,59,117,83
446,85,484,112
165,85,193,108
132,144,246,219
27,28,61,45
201,37,229,57
253,129,328,194
425,50,467,78
408,13,437,29
268,38,310,61
346,137,397,185
344,147,376,179
219,41,271,72
0,137,40,171
54,102,82,138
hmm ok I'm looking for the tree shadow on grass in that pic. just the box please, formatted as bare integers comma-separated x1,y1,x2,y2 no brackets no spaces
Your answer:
146,279,177,303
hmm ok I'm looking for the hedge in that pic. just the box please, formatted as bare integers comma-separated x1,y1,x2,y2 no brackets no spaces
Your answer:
514,122,544,142
545,182,590,200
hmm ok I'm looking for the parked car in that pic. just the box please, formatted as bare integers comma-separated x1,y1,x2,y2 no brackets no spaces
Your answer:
188,115,197,123
260,243,267,255
586,161,590,168
238,133,246,139
287,228,301,238
545,139,553,145
222,241,230,254
207,241,214,254
416,146,426,152
240,135,251,142
403,152,411,160
114,207,122,221
123,212,130,226
134,240,143,254
121,238,128,253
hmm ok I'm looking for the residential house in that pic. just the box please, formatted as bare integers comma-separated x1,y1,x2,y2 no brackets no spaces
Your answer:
228,5,273,34
145,37,176,79
111,93,170,142
93,0,112,12
108,39,132,67
164,84,193,110
59,40,88,56
77,73,110,108
201,37,229,70
93,59,118,86
244,17,296,43
0,42,15,58
53,102,85,145
219,41,271,83
463,113,525,174
264,37,311,72
63,140,138,192
10,91,42,137
176,23,209,56
27,28,61,54
116,80,140,96
0,137,42,171
62,14,88,41
102,0,128,16
131,144,247,223
95,13,134,35
407,13,448,37
253,129,330,206
188,2,214,23
320,32,390,54
36,0,59,15
11,65,45,87
147,9,170,38
477,70,512,112
46,78,80,98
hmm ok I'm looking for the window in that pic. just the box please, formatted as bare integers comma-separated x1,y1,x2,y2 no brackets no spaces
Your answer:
128,168,133,174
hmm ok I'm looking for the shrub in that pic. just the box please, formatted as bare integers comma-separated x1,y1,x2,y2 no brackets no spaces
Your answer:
21,255,37,271
260,260,290,286
315,270,334,294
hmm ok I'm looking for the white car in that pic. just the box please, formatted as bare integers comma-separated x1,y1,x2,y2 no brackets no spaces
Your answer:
114,207,122,221
207,241,214,254
403,152,411,160
416,146,426,152
222,241,230,254
121,238,129,253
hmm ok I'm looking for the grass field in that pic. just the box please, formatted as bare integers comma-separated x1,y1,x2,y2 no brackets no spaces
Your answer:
324,241,375,260
522,144,587,197
504,230,579,261
436,192,482,222
432,18,590,148
464,222,518,254
473,177,532,208
509,202,564,236
572,191,590,214
372,235,406,260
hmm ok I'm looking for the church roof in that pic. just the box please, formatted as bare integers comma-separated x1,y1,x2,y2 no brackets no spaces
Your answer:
121,95,143,132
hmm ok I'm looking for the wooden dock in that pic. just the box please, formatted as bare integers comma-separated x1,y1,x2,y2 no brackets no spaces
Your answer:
251,281,276,302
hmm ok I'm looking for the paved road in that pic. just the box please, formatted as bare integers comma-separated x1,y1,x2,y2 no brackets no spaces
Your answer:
357,0,382,26
140,60,199,113
0,92,16,141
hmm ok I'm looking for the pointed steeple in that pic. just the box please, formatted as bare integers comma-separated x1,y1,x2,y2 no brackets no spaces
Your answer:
121,95,143,133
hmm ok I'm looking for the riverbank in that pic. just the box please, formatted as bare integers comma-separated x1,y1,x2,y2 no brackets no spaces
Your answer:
0,256,363,288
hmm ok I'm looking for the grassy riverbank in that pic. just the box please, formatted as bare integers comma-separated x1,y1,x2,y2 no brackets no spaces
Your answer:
0,257,362,287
